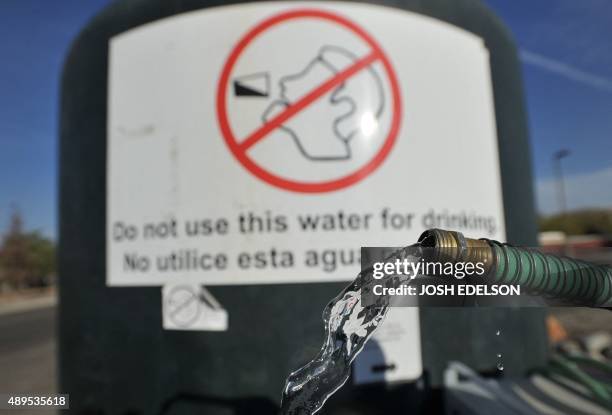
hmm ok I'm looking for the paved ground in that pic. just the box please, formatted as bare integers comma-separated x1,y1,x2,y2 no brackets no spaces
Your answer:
0,305,57,415
0,294,56,318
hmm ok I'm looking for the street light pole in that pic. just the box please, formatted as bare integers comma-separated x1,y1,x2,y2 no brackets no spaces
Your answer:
552,149,570,217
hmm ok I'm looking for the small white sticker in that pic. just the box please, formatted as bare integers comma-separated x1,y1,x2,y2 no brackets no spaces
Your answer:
162,284,228,331
353,307,422,384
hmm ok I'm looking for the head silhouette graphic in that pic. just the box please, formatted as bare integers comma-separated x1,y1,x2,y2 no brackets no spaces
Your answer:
262,46,385,161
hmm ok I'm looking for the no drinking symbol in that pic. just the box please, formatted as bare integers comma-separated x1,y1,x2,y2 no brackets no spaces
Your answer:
217,8,402,193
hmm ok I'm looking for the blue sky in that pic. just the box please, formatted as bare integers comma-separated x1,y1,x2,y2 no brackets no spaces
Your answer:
486,0,612,215
0,0,611,239
0,0,110,238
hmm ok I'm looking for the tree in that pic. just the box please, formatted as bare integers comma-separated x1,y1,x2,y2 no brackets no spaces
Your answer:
0,209,56,290
539,209,612,236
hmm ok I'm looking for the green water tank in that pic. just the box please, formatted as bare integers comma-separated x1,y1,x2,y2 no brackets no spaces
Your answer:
59,0,545,413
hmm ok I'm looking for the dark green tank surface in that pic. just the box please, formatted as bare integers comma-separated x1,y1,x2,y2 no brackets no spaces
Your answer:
59,0,545,413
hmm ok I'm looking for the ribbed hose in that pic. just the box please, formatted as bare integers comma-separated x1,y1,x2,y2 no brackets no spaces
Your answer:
418,229,612,307
484,240,612,307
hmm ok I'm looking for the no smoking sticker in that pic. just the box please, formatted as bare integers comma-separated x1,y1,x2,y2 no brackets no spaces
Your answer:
217,9,402,193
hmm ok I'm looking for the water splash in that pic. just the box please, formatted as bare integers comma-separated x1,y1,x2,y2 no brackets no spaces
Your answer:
496,353,504,371
496,331,503,372
280,245,422,414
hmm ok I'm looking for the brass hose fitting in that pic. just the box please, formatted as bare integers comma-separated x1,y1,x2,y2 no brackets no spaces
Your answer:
418,228,495,275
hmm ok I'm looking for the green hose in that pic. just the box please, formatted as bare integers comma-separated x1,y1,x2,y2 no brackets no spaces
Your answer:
547,355,612,410
418,229,612,307
485,241,612,307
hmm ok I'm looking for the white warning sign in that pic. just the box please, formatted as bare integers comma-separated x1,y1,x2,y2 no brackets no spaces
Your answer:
107,2,506,286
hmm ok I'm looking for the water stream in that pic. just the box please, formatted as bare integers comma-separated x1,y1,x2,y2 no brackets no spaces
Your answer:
280,244,423,414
